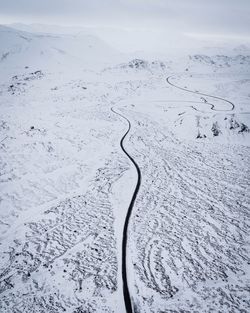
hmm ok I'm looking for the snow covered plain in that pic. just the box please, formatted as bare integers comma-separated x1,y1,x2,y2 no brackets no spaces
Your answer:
0,25,250,313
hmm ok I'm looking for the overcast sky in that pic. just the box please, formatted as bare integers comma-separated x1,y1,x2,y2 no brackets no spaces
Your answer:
0,0,250,37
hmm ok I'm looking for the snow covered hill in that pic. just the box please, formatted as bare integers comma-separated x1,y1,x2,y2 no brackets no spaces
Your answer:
0,25,118,72
0,25,249,313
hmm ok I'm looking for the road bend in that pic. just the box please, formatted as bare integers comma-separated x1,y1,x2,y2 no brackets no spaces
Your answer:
111,107,141,313
166,76,235,111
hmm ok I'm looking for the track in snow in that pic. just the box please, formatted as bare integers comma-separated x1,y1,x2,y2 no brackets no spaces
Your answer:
111,107,141,313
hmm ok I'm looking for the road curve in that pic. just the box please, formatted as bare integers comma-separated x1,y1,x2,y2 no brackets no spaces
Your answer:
111,107,141,313
166,76,235,111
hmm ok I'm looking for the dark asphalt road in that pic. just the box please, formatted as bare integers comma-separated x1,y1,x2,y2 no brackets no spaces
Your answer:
111,107,141,313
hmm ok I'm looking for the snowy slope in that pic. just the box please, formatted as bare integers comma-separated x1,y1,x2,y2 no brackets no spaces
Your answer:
0,25,118,72
0,26,250,313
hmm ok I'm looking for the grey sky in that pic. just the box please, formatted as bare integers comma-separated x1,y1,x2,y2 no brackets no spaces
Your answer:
0,0,249,37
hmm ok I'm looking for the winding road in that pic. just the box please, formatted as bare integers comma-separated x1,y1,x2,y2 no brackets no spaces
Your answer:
166,76,235,111
111,108,141,313
110,76,235,313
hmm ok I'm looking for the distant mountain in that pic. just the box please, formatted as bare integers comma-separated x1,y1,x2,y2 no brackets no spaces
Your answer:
0,25,118,70
189,54,250,69
9,23,90,35
104,58,172,74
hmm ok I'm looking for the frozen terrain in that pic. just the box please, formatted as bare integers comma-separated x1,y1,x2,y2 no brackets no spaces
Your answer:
0,25,250,313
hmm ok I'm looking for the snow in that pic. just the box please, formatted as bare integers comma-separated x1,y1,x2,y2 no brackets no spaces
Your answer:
0,25,250,313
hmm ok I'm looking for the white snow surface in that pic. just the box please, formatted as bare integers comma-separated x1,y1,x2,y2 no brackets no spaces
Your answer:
0,25,250,313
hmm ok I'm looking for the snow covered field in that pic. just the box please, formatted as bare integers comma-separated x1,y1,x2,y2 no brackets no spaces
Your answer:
0,25,250,313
